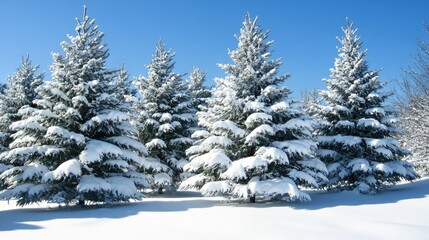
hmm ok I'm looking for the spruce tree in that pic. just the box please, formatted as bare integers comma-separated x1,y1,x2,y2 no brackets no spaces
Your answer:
180,15,327,202
133,41,195,192
0,56,43,152
315,20,418,194
0,7,157,205
188,67,212,112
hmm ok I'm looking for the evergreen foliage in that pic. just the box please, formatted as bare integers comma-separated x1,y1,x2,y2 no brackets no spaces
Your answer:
133,41,196,191
314,20,418,194
188,67,212,112
0,56,43,152
0,7,154,205
180,15,327,202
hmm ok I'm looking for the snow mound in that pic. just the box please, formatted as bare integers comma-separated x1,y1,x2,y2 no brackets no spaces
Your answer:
212,120,245,137
43,159,81,181
201,180,231,196
146,138,167,149
77,175,111,192
221,156,267,180
249,177,310,201
79,140,122,164
255,146,289,164
184,149,231,172
46,126,85,145
245,112,272,127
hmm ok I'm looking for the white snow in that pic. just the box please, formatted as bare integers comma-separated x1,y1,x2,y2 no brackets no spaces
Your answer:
184,149,231,172
191,130,210,139
201,136,233,148
9,117,45,131
158,123,175,133
43,159,81,181
289,169,318,187
272,140,316,157
50,88,70,101
159,113,172,122
170,137,194,145
318,135,362,147
22,164,49,181
245,124,275,143
77,175,111,192
72,95,89,106
45,126,85,145
107,176,142,198
270,101,289,112
245,112,272,127
0,178,429,239
244,101,266,112
248,177,310,201
79,140,123,164
103,160,129,169
212,120,245,137
221,156,267,180
153,172,172,185
375,163,393,174
348,158,371,172
0,145,63,162
365,107,386,116
105,136,148,155
365,138,387,148
283,118,313,130
146,138,167,149
201,180,231,196
255,146,289,164
81,111,129,131
357,118,387,129
374,147,393,158
335,120,355,129
179,173,207,190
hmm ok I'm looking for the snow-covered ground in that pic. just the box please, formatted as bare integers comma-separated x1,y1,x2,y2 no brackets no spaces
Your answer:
1,178,428,240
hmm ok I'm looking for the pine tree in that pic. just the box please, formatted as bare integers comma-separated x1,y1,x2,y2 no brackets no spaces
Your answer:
315,20,418,194
180,15,327,202
0,56,43,152
0,7,157,206
133,41,195,192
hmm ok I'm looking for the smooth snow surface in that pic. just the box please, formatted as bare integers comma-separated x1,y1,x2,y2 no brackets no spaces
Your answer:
1,179,429,240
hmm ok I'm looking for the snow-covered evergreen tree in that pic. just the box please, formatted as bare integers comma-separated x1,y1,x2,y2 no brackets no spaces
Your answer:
0,7,158,206
0,56,43,152
314,20,418,194
188,67,211,112
180,15,327,202
133,41,195,192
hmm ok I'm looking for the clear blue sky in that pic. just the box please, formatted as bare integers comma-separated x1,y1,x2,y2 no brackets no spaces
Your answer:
0,0,428,98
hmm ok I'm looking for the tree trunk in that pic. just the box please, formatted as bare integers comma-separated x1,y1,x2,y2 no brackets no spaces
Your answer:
78,200,85,206
249,194,256,203
158,187,163,194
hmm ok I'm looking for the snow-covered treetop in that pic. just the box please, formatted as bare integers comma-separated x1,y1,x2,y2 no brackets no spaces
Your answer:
217,14,290,99
2,56,43,110
320,19,388,116
49,5,114,99
188,67,211,111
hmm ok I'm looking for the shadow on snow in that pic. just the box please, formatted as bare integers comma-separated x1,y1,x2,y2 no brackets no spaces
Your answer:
1,179,428,231
234,178,429,210
0,192,217,232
